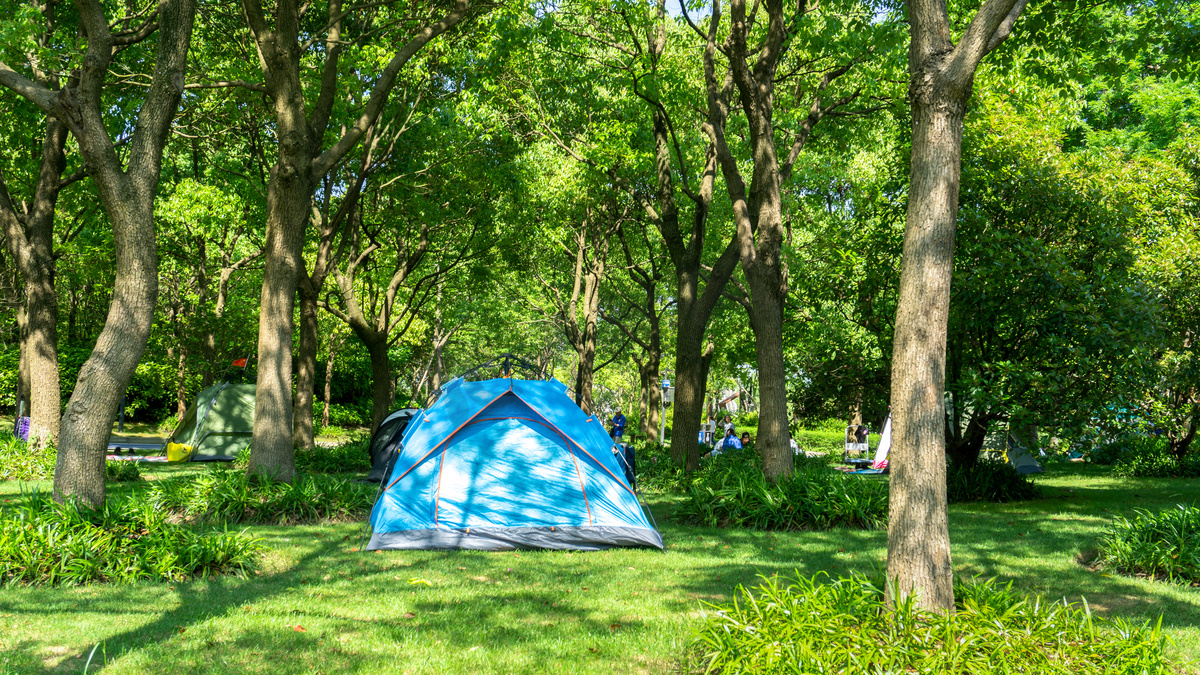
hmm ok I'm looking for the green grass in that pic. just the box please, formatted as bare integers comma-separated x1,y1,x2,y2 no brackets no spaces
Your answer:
0,462,1198,673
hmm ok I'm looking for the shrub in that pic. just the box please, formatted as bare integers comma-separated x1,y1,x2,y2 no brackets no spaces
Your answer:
0,433,55,481
736,410,759,428
675,448,888,530
946,459,1040,503
316,401,370,428
156,413,180,433
1110,438,1200,478
1097,505,1200,584
105,460,142,483
148,468,376,525
633,441,688,492
294,437,371,474
691,574,1174,675
792,429,853,455
0,492,263,586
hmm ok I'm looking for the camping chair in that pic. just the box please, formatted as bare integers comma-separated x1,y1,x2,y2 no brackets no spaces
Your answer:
843,425,871,466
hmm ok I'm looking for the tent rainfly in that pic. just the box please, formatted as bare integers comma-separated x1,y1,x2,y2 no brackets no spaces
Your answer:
164,382,255,461
366,376,662,551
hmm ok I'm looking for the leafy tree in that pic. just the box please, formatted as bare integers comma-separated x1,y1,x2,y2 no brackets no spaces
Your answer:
0,0,197,507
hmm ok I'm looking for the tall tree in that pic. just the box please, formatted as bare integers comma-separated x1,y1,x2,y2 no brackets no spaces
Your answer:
602,219,672,442
228,0,471,481
0,0,197,507
0,107,76,444
887,0,1028,610
684,0,888,480
521,0,742,469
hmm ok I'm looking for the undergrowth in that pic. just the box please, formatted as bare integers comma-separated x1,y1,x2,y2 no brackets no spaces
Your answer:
1097,504,1200,585
0,432,54,481
105,460,142,483
674,448,887,531
148,467,375,525
946,459,1040,503
0,491,262,586
691,574,1175,674
294,436,372,474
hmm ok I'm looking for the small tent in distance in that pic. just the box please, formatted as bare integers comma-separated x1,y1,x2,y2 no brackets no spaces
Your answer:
367,374,662,551
164,382,255,461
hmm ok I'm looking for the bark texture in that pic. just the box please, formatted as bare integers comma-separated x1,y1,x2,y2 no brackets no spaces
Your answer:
888,0,1028,611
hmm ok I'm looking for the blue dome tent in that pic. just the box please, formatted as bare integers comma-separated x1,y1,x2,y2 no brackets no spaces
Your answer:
366,365,662,551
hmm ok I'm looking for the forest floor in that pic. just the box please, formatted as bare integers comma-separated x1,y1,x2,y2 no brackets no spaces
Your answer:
1,464,1198,674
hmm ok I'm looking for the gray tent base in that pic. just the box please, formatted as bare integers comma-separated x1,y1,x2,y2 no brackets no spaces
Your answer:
367,526,664,551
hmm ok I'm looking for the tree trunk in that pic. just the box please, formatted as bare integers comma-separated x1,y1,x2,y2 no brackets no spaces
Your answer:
0,118,67,445
322,333,340,428
15,304,28,422
637,362,650,439
292,284,319,449
3,0,200,508
947,412,990,468
1169,404,1199,460
886,0,1028,614
745,263,791,480
886,102,965,614
248,166,309,481
175,348,188,418
366,335,394,433
644,353,662,443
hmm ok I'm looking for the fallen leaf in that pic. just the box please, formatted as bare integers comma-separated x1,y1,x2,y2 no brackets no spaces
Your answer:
409,578,432,586
403,612,416,619
608,623,622,631
457,567,466,570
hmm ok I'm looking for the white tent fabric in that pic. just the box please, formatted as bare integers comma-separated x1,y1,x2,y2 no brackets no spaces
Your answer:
872,416,891,470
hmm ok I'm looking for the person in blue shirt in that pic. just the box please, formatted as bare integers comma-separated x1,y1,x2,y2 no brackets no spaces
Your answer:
710,427,742,456
610,409,627,440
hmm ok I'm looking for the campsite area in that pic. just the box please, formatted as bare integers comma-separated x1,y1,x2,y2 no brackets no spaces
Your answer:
3,460,1199,674
4,0,1200,672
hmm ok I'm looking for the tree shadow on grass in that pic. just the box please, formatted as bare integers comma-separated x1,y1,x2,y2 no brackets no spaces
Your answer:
0,526,354,673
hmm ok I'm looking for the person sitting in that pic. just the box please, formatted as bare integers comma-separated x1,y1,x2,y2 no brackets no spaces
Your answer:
711,427,743,456
740,432,751,447
609,409,627,440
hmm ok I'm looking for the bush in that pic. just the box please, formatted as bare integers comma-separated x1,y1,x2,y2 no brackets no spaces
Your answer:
736,410,759,428
675,447,888,531
1097,505,1200,584
105,460,142,483
792,429,853,455
156,413,180,434
691,574,1174,675
294,437,372,474
946,459,1040,503
632,441,688,492
316,401,370,428
0,433,55,481
1109,438,1200,478
0,492,263,586
148,468,376,525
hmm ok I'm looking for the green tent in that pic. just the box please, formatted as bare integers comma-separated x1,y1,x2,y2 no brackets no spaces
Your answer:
166,382,255,460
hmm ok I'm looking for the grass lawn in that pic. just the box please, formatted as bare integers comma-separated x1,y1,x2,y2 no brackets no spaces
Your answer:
2,462,1198,674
